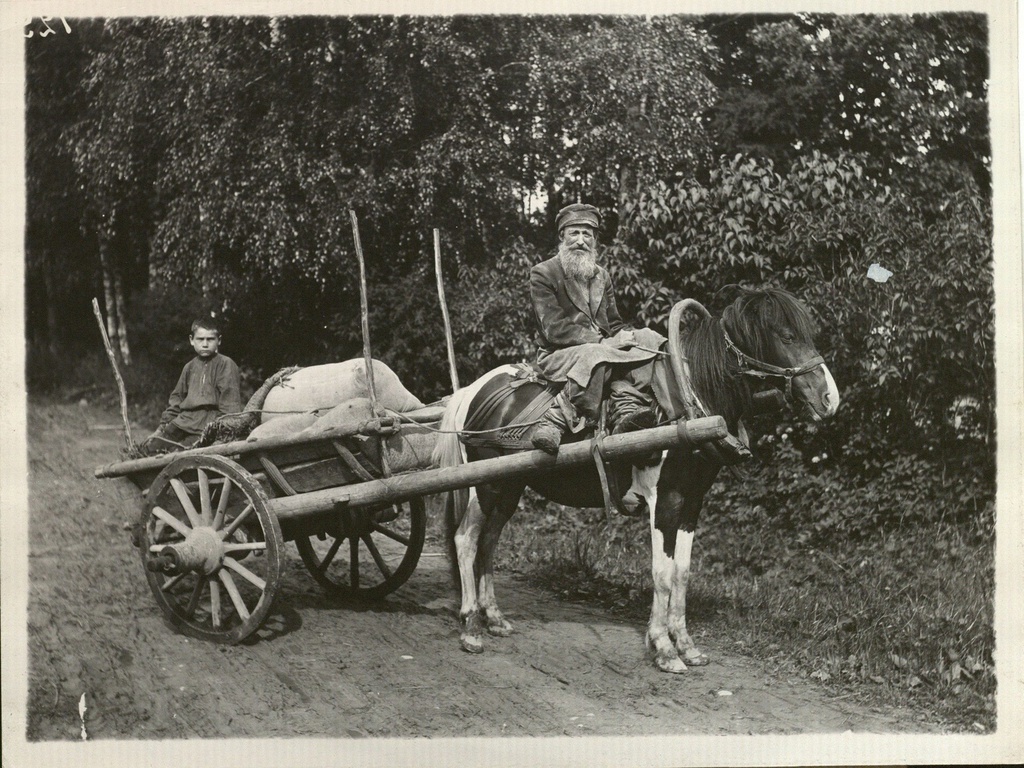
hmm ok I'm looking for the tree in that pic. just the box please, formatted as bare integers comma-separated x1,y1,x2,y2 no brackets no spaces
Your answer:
616,150,994,474
25,22,96,362
704,14,990,192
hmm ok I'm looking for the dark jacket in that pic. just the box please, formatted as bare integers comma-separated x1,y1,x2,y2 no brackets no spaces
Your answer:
529,255,629,353
160,353,242,435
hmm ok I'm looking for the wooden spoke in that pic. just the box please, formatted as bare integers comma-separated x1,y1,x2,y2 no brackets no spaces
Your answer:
295,497,425,601
170,477,203,529
210,580,222,629
223,542,266,554
152,505,191,538
197,468,213,524
361,535,393,579
212,479,232,530
185,577,206,618
349,536,360,590
223,558,267,590
142,455,282,644
220,503,254,540
370,521,410,546
316,536,344,575
218,570,250,622
160,572,187,592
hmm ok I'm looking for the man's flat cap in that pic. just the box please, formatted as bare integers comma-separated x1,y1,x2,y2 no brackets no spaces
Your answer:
556,203,601,234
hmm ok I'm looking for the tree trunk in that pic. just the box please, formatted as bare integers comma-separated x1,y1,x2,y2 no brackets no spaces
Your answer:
617,93,649,237
98,231,118,354
96,224,132,365
113,268,132,365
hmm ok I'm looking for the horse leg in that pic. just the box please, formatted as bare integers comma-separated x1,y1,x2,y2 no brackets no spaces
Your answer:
633,456,688,674
475,482,524,637
454,488,487,653
668,525,709,666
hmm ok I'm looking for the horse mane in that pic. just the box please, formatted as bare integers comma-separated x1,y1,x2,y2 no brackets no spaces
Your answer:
686,287,818,424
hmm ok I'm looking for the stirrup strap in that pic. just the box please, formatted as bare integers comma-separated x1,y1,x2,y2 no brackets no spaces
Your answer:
591,403,634,521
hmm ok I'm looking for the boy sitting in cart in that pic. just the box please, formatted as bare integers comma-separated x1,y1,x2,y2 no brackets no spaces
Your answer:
140,318,242,456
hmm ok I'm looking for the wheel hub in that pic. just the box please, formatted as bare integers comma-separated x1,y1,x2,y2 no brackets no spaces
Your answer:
147,525,224,576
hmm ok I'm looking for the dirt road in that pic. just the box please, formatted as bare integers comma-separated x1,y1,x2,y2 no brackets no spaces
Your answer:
25,399,925,741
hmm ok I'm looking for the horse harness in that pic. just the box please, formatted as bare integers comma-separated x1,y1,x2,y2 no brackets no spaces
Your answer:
719,319,825,402
460,364,559,451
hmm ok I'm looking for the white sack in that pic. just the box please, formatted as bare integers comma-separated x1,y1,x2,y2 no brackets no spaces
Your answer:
246,412,318,441
261,359,424,424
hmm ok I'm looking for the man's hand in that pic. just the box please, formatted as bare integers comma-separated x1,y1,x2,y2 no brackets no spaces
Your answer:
602,329,636,349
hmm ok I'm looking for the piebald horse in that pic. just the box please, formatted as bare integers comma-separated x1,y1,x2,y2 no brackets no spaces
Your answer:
432,288,839,672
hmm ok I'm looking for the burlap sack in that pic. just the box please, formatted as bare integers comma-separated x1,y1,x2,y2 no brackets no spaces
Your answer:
260,359,424,424
299,397,376,437
246,412,318,441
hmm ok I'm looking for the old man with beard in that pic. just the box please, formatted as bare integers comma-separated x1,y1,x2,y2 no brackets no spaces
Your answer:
528,203,665,454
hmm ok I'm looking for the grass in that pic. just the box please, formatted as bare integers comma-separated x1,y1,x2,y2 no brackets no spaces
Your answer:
494,471,996,733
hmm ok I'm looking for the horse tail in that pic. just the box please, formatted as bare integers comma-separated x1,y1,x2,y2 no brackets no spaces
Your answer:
432,365,517,585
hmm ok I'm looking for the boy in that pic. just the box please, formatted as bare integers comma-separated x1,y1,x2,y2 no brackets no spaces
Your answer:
140,318,242,455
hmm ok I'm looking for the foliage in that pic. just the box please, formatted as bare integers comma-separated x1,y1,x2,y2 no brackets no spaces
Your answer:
614,150,993,471
28,12,995,521
36,16,719,392
704,14,989,190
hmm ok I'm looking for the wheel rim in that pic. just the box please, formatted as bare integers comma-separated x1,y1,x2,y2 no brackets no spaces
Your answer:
140,455,282,644
295,497,425,600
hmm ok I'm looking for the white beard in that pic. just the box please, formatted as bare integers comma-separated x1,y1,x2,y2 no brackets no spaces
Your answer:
558,242,599,281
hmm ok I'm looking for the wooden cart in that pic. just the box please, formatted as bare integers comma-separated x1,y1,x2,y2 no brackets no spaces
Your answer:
94,410,728,644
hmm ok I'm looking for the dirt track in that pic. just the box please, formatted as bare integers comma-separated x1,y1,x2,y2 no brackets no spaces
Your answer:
26,399,928,741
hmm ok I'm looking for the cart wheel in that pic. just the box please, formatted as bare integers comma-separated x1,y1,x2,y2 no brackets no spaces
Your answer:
139,455,283,644
295,497,426,600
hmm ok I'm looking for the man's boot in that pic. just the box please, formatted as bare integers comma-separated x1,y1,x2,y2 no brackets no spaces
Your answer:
530,420,561,454
612,407,658,435
609,397,659,466
529,404,570,455
610,400,658,435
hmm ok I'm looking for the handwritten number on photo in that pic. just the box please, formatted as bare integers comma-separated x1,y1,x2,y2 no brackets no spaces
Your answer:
25,17,72,38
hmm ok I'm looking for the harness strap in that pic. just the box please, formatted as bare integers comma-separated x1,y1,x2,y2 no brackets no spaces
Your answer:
719,319,825,382
589,403,640,521
461,372,558,451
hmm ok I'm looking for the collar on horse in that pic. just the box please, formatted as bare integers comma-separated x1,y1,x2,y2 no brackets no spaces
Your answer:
718,318,825,401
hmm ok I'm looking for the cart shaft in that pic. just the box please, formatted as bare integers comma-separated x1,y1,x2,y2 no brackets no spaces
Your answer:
268,416,727,522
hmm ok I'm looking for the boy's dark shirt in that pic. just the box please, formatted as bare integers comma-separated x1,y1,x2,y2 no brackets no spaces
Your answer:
160,353,242,435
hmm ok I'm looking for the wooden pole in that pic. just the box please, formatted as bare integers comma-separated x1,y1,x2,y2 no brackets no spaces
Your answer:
433,229,460,393
94,407,450,480
92,297,137,455
348,209,390,477
268,416,728,522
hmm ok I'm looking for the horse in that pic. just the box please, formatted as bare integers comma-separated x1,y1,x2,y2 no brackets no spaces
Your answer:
431,287,840,673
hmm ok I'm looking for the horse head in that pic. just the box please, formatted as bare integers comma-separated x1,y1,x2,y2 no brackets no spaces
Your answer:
718,288,840,422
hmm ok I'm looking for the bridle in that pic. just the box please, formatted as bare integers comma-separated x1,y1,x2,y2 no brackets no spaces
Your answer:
719,318,825,402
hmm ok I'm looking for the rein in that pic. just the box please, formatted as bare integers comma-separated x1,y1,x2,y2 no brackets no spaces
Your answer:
719,318,825,400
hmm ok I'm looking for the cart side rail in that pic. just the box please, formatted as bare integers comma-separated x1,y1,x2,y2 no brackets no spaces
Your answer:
94,404,447,480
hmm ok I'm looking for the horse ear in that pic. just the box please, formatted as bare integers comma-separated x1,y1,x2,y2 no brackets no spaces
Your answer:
712,283,749,309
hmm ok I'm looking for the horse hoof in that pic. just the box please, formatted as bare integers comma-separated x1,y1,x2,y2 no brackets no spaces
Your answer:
683,650,710,666
460,635,484,654
487,620,514,637
619,492,647,517
655,655,688,674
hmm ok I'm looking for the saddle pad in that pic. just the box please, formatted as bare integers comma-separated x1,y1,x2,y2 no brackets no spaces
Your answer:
462,367,559,451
